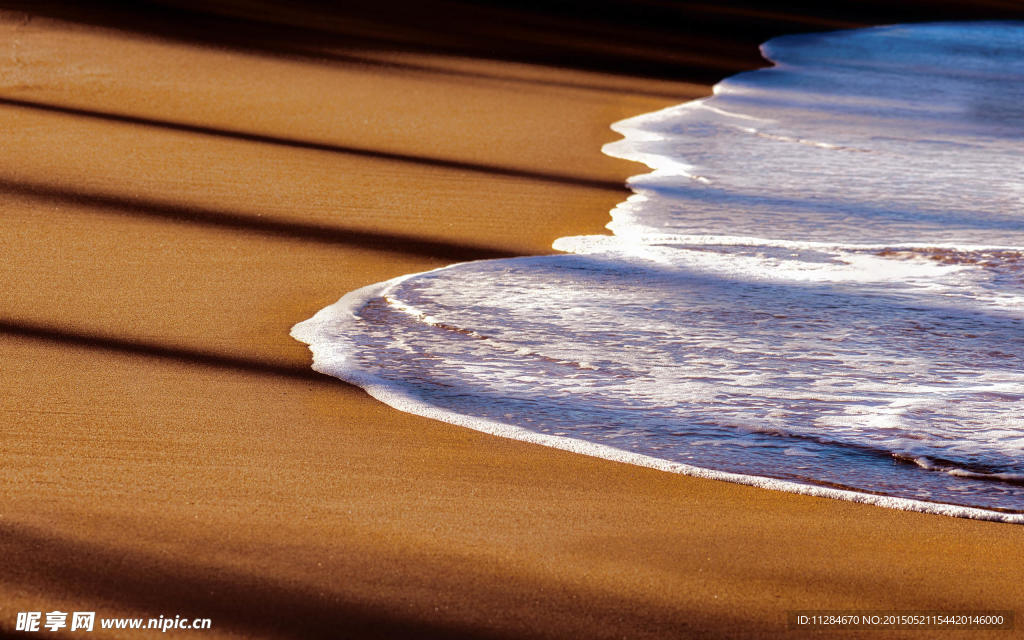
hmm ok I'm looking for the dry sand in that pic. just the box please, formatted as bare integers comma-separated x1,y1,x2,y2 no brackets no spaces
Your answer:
1,3,1021,638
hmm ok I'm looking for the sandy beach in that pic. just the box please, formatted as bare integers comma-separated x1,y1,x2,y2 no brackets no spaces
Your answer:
2,2,1022,638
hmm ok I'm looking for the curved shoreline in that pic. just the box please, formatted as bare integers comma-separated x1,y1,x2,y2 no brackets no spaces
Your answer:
5,3,1024,638
294,23,1024,524
294,268,1024,525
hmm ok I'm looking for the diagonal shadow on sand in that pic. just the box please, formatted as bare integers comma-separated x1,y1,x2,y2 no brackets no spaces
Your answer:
0,98,627,195
0,319,346,386
0,519,756,640
0,177,527,262
0,521,512,640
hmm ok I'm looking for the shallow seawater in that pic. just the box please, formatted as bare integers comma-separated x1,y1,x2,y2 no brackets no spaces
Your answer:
294,22,1024,523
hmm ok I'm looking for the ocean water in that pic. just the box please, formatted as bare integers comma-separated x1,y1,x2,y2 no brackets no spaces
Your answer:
294,22,1024,523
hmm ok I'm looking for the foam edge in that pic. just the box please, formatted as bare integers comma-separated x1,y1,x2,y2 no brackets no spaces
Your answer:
291,280,1023,525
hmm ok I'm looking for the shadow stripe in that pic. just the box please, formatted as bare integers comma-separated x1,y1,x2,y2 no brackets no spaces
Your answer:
0,177,527,261
0,97,628,193
0,319,340,385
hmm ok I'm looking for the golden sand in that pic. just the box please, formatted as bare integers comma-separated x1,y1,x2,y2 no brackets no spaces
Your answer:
2,4,1021,638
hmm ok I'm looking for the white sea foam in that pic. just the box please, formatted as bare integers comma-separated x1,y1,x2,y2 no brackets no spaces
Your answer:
294,22,1024,523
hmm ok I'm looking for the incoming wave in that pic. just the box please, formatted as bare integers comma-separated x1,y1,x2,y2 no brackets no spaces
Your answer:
294,22,1024,523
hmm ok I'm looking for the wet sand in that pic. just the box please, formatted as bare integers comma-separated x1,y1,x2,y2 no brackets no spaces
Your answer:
1,2,1022,638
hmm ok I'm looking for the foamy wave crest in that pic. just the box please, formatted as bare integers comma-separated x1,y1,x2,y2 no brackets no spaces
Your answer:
294,22,1024,523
